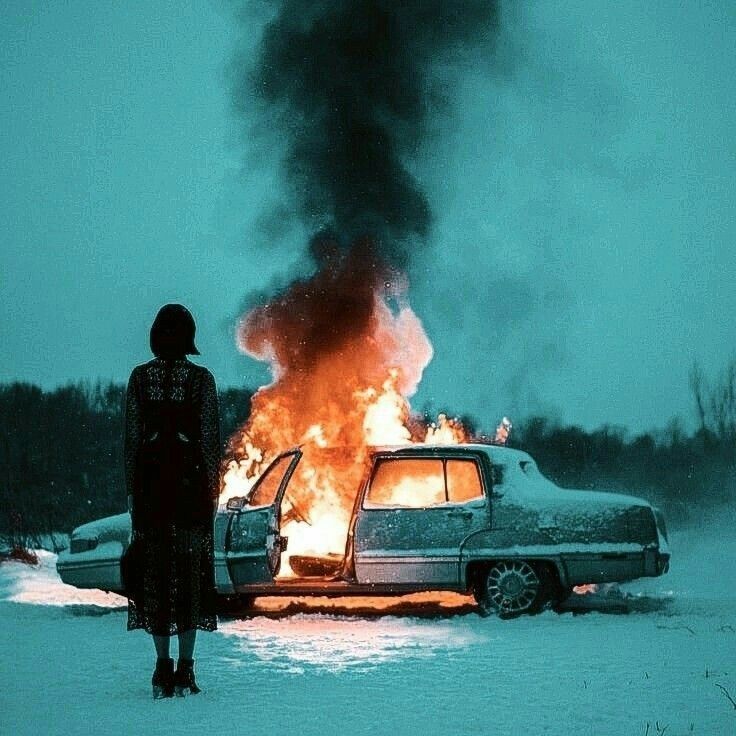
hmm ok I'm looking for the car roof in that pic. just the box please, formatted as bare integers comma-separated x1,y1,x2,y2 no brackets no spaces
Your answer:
368,443,534,465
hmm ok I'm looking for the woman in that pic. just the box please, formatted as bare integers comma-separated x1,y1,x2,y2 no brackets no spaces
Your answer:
124,304,220,698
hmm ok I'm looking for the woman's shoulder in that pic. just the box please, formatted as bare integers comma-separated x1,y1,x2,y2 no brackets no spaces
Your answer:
186,361,216,384
129,358,159,377
128,361,148,381
128,358,215,386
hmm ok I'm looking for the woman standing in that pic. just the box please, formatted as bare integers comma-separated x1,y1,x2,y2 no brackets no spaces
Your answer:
124,304,220,698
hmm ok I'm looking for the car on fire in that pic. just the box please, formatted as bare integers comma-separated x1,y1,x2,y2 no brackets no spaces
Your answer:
57,444,670,617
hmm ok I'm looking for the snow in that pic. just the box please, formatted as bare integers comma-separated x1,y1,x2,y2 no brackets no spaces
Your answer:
1,518,735,736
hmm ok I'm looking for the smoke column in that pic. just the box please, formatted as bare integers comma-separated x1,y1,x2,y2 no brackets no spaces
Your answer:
229,1,500,429
223,1,501,513
235,0,500,263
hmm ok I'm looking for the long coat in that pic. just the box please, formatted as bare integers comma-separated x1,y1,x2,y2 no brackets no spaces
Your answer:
124,357,220,635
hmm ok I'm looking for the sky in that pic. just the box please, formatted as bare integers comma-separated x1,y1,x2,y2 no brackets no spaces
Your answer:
1,0,735,434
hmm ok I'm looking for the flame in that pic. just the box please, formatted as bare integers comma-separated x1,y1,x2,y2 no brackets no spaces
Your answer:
424,413,469,444
222,254,500,578
493,416,512,446
573,584,599,596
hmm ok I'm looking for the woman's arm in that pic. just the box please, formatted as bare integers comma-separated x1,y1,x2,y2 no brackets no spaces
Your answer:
123,368,142,510
198,369,222,508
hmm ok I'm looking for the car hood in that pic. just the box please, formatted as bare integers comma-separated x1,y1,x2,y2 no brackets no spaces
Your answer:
71,513,131,545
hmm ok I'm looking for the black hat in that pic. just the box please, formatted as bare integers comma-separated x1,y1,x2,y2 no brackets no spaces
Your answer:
150,304,200,358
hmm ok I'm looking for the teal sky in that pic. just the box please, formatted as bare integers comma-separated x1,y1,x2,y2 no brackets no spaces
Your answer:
2,1,735,434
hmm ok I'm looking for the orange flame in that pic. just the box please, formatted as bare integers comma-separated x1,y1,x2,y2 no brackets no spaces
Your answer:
221,265,477,576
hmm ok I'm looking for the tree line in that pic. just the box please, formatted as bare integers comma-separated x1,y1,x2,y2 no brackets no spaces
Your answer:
515,361,736,521
0,382,252,550
1,362,734,549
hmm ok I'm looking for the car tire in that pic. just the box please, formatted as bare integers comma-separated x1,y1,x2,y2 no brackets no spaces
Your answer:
474,560,548,618
549,584,574,611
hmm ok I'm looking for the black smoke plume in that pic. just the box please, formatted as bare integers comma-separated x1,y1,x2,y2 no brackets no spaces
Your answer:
234,0,500,263
231,1,500,384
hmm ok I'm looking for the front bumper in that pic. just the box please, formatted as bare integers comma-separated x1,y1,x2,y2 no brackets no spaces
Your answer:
56,541,124,593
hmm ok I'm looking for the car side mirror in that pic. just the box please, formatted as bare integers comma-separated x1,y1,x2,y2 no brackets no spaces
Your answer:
226,497,247,511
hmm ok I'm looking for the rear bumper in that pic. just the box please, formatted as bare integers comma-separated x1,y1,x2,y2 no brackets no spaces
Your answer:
561,544,670,586
654,550,670,576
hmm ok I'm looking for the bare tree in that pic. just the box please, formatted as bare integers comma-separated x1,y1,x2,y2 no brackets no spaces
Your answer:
689,358,736,443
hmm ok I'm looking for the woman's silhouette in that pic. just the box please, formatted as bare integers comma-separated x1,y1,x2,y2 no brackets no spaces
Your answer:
124,304,220,698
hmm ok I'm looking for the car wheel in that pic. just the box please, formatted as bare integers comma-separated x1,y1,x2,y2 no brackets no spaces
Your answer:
550,585,574,611
475,560,545,618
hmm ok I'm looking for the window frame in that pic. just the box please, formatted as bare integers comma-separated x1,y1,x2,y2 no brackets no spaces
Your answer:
362,453,488,510
246,450,299,508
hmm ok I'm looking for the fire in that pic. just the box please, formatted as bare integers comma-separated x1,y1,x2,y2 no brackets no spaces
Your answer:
424,413,469,444
573,584,599,596
493,416,512,445
221,243,499,577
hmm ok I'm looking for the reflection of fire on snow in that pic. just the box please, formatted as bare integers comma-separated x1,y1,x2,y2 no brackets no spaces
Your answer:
218,612,481,673
220,247,509,577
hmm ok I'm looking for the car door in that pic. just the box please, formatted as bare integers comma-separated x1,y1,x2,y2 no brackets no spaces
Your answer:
226,448,302,588
353,453,491,586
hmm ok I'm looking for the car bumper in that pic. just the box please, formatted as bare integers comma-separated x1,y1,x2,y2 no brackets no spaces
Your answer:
561,544,670,586
652,549,670,576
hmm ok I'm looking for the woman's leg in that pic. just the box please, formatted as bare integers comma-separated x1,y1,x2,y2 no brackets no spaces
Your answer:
174,629,200,694
153,634,170,659
178,629,196,660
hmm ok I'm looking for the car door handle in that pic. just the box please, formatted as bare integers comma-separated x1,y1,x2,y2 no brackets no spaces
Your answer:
446,510,473,520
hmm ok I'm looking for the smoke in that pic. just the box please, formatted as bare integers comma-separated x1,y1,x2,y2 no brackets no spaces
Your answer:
234,0,500,263
229,0,501,383
239,235,391,376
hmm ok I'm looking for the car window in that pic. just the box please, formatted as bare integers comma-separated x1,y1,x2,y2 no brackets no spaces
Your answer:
248,454,294,507
366,458,445,508
446,459,483,502
365,457,485,508
519,460,540,477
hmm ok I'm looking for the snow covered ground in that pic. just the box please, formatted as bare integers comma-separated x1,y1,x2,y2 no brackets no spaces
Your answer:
1,517,735,736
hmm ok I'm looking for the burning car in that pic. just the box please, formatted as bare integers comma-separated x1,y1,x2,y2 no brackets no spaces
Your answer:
57,443,670,617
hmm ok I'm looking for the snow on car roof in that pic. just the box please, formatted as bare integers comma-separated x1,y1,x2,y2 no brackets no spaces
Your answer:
369,443,534,464
370,444,650,509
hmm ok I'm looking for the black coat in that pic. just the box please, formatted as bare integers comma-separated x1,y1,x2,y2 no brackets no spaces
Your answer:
123,357,220,635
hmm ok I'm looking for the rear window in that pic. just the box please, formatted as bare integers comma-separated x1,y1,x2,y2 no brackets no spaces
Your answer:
365,457,484,508
446,459,483,502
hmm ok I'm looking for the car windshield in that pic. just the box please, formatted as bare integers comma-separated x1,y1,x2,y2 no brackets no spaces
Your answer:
519,460,536,475
519,459,553,483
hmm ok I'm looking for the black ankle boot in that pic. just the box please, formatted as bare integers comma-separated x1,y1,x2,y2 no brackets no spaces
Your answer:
152,657,174,699
174,658,201,696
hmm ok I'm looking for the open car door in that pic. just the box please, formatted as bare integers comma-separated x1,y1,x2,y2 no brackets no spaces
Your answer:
226,448,302,588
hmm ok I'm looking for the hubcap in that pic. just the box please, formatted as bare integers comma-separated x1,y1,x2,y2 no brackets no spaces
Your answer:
485,561,540,614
